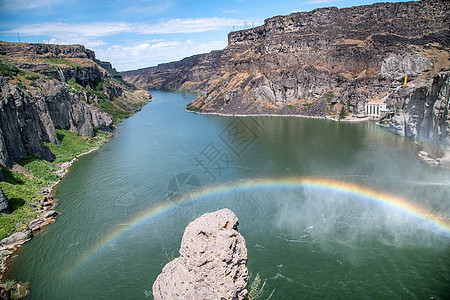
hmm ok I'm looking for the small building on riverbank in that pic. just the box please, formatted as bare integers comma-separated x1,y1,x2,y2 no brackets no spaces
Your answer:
365,100,387,119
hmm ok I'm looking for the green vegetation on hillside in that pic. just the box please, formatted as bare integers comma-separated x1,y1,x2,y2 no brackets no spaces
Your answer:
98,99,132,121
0,129,110,240
45,57,79,67
0,60,23,77
186,103,203,112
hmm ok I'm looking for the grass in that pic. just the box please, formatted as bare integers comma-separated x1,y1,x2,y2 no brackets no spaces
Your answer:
97,99,132,122
66,79,83,93
45,57,78,67
0,129,110,240
163,249,178,264
24,75,39,81
246,274,266,300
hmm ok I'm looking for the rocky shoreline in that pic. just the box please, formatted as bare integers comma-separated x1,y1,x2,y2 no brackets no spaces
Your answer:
0,133,113,281
187,108,372,122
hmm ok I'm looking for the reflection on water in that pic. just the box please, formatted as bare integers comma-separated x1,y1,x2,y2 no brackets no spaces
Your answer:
10,91,450,300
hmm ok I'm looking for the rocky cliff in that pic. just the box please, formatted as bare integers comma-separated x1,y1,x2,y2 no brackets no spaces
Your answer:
153,208,248,300
123,50,224,91
123,0,449,155
388,71,450,167
0,42,150,169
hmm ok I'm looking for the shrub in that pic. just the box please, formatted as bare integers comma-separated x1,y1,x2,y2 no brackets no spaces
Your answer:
246,274,266,300
339,106,348,119
67,79,83,92
326,91,334,103
46,57,78,67
16,81,26,90
25,75,39,81
97,99,131,122
0,60,20,77
1,279,17,291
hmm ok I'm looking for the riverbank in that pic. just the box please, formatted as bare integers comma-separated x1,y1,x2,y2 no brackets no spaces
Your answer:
0,129,114,281
186,109,370,122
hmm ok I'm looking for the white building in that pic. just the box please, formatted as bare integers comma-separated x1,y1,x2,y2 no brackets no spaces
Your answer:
365,100,387,118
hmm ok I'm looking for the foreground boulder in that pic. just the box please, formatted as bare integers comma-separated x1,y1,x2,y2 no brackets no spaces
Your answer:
153,208,248,300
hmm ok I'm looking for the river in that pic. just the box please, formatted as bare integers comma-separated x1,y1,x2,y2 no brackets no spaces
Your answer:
10,91,450,299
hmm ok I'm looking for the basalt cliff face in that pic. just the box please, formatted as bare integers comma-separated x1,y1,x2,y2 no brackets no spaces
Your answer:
123,0,449,160
0,42,150,169
388,71,450,166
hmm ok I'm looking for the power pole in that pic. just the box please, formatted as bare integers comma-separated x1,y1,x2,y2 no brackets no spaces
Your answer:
17,33,20,42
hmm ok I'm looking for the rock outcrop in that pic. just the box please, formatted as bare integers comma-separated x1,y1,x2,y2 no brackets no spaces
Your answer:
381,53,433,80
153,209,248,300
0,41,150,169
0,188,9,215
123,50,224,91
0,76,112,168
0,230,32,248
388,71,450,166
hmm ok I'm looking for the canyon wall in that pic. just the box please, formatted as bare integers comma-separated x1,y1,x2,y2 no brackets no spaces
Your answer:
123,0,449,154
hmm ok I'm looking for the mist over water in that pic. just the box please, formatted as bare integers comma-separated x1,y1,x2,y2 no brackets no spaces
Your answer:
10,91,450,299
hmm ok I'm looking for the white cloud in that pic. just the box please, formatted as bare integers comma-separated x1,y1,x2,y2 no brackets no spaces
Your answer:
94,39,227,71
0,0,63,10
3,17,243,38
48,37,106,48
4,22,130,38
134,17,242,34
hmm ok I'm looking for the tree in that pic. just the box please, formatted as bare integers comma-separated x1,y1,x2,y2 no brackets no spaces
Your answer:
339,105,348,119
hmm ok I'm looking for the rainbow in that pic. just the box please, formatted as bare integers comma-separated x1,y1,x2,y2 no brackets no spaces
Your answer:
63,177,450,277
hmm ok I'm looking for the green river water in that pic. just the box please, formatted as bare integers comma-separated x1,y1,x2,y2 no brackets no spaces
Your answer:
9,91,450,299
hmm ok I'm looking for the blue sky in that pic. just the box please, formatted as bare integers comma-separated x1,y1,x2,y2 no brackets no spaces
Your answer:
0,0,411,71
